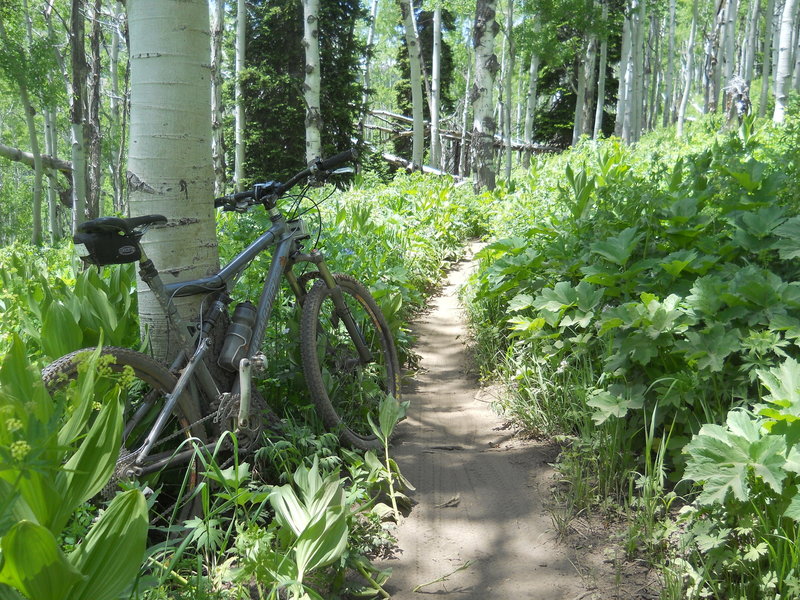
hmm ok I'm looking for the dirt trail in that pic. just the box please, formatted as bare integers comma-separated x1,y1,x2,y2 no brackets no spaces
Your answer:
378,248,590,599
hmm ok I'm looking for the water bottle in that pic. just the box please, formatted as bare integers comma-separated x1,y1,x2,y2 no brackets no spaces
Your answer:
218,301,257,372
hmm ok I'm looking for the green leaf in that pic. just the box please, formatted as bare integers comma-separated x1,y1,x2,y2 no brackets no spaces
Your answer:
41,301,83,359
684,411,787,505
659,250,697,277
784,493,800,522
686,276,726,317
679,324,740,372
590,227,641,266
54,391,124,530
507,293,534,312
756,357,800,422
739,206,786,238
67,490,148,600
774,216,800,259
0,521,82,600
586,384,645,425
533,281,578,312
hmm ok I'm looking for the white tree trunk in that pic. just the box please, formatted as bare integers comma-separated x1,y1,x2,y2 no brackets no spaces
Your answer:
44,109,60,242
459,57,472,178
722,0,740,109
110,0,124,212
472,0,499,191
774,0,798,121
359,0,380,141
677,0,699,137
792,14,800,89
431,4,443,169
303,0,323,162
630,0,646,142
0,3,44,244
211,0,226,194
398,0,425,169
594,1,609,137
662,0,677,127
234,0,246,190
523,37,540,166
503,0,514,180
128,0,219,360
743,0,760,85
615,5,633,137
758,0,775,115
572,35,588,144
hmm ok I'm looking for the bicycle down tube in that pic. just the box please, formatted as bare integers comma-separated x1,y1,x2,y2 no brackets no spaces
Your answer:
131,217,295,471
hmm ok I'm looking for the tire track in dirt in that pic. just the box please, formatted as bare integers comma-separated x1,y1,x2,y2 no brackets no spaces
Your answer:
377,248,589,599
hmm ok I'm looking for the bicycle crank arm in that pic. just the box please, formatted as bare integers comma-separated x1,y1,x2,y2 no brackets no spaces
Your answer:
238,358,252,429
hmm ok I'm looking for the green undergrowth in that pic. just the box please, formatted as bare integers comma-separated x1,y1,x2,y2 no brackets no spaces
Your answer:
0,172,483,600
465,108,800,598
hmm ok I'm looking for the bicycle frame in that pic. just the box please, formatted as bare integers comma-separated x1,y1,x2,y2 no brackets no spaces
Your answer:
127,209,339,475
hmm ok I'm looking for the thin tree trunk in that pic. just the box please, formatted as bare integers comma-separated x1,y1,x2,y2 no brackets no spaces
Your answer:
792,13,800,89
210,0,227,195
503,0,514,180
359,0,380,141
128,0,220,360
722,0,739,109
677,0,699,136
594,1,608,138
1,1,44,244
110,0,124,212
234,0,246,190
20,84,44,245
523,40,540,166
303,0,323,162
744,0,760,85
630,0,646,141
615,4,633,137
398,0,425,169
582,9,598,136
87,0,103,219
663,0,677,126
44,110,60,242
431,4,443,169
471,0,499,191
573,34,588,144
459,58,472,178
757,0,778,115
773,0,798,121
70,0,88,232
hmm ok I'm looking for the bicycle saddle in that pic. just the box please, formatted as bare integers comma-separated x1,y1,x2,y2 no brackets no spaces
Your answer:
77,215,167,235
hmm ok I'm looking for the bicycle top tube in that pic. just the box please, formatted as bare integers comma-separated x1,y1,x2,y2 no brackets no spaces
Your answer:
163,217,287,298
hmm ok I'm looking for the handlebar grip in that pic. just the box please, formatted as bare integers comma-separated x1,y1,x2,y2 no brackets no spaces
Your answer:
214,189,255,208
318,148,358,171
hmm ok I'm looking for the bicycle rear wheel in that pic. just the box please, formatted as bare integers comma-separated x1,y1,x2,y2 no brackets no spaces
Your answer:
300,274,401,449
43,347,207,524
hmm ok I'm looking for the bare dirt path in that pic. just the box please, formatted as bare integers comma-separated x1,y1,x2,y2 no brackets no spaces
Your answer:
377,248,591,599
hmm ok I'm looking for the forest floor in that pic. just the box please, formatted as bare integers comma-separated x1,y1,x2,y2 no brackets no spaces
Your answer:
375,245,659,599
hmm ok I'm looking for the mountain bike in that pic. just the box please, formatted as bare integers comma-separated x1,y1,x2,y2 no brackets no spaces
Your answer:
42,149,400,510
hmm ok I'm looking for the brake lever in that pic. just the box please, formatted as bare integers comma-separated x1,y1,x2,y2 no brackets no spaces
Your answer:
331,167,354,175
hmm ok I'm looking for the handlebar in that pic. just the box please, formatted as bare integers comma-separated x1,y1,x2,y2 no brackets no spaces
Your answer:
214,148,358,211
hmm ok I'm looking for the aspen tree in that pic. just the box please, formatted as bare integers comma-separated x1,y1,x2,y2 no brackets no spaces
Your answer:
303,0,323,162
472,0,499,190
127,0,220,360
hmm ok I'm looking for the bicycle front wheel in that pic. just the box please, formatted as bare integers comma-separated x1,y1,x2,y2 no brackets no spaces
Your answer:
300,274,401,450
43,347,207,523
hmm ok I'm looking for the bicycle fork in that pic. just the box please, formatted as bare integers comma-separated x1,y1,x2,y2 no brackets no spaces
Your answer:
288,249,374,364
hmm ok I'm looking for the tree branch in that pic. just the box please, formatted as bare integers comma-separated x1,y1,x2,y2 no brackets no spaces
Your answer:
0,142,73,177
